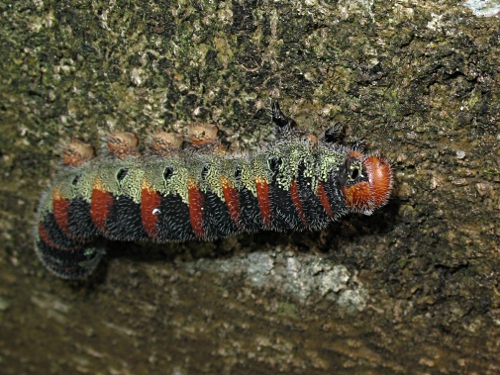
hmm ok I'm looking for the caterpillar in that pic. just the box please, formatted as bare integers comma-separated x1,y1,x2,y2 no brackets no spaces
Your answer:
35,101,393,279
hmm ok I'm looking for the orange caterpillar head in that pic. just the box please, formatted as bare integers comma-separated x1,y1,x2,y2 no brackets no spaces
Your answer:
339,151,393,215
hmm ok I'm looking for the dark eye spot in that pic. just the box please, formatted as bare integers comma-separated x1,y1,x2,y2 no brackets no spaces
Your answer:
72,174,82,186
201,164,211,181
234,166,242,181
268,156,282,175
163,166,174,180
338,157,365,186
117,168,128,181
350,167,359,180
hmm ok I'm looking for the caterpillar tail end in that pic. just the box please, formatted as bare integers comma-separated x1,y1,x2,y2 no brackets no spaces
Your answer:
34,240,105,280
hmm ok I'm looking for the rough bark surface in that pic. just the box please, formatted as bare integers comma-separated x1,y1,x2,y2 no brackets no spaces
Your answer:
1,1,499,374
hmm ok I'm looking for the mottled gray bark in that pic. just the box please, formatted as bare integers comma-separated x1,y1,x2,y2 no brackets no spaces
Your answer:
1,0,499,373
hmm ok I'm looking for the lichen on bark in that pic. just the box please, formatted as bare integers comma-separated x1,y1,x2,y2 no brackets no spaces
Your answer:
1,0,499,373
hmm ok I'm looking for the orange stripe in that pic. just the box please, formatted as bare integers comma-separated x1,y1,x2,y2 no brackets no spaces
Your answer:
90,178,113,233
221,176,241,228
38,222,80,251
290,180,307,226
255,177,271,228
141,179,161,239
52,187,72,237
316,181,333,218
188,179,205,238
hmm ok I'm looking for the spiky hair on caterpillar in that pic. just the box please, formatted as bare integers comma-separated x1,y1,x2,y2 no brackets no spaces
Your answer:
35,101,393,279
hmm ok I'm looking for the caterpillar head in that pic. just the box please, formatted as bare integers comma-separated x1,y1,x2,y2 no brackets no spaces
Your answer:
338,151,393,215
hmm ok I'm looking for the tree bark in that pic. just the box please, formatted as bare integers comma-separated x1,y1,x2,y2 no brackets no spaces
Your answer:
1,0,499,373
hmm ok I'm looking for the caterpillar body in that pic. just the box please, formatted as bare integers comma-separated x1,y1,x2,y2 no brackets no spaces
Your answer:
35,102,393,279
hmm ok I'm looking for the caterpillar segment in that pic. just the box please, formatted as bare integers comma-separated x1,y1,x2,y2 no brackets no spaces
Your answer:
35,102,393,279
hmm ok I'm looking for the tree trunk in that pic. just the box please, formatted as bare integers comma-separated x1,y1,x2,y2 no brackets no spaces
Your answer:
1,1,499,373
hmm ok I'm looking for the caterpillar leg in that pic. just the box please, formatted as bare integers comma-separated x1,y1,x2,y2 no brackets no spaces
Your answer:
186,122,219,147
35,211,104,279
35,241,104,279
271,100,318,142
323,124,343,143
273,102,353,147
271,100,298,131
62,139,95,166
107,132,140,159
324,125,366,152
